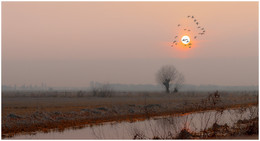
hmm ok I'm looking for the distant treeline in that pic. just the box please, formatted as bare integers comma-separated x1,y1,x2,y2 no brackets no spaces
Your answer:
2,83,258,92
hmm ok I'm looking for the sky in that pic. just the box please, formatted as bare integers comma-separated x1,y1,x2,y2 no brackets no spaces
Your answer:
2,2,258,87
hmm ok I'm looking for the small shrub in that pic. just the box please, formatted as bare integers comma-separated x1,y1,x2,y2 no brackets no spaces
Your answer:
246,120,258,135
176,129,193,139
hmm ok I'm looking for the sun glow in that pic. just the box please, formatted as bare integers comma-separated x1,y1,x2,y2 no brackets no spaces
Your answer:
176,28,195,49
170,25,200,51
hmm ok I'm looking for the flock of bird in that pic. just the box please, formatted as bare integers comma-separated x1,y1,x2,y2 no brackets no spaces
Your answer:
171,15,206,48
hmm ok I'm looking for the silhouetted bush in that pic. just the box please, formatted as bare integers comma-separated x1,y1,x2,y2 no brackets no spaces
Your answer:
90,82,114,97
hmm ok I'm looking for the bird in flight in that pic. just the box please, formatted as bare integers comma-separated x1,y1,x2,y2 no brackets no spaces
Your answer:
171,15,207,48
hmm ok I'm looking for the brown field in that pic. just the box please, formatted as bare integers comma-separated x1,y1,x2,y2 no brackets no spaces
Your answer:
2,91,258,138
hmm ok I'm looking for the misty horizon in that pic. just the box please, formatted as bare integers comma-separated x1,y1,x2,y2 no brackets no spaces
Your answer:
2,82,258,92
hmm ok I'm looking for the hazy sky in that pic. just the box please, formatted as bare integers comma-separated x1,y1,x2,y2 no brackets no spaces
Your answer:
2,2,258,87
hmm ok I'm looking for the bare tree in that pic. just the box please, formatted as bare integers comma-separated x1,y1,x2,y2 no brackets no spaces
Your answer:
156,65,184,93
173,72,185,93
